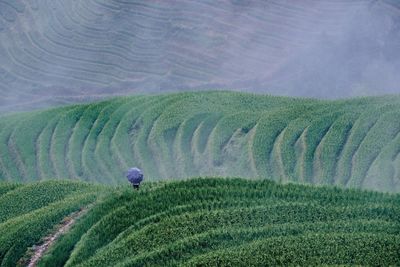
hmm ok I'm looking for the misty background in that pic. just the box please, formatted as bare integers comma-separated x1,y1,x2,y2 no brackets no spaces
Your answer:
0,0,399,112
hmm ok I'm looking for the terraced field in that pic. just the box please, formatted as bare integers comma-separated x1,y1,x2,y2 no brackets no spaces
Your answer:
0,178,399,266
1,91,400,192
0,0,399,112
0,180,105,266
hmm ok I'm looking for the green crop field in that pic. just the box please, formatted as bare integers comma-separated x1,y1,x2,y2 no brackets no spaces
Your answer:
1,91,400,192
1,1,399,266
0,180,104,266
0,178,398,266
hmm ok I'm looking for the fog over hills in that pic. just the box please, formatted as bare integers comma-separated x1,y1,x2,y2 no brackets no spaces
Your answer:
0,0,400,111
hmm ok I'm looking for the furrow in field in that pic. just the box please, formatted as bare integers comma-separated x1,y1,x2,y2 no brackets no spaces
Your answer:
35,110,67,180
393,153,400,189
320,113,359,185
179,232,400,267
293,126,309,183
42,16,163,71
349,110,400,189
142,98,183,180
201,115,230,176
312,111,358,185
7,130,28,182
170,225,398,267
69,102,109,180
270,126,288,182
364,130,400,192
247,123,260,178
8,40,107,86
37,113,67,180
92,100,129,184
279,116,313,183
190,114,219,175
35,125,47,180
252,108,304,179
70,181,283,265
50,106,87,179
76,201,400,267
94,98,144,182
0,119,21,181
206,111,259,176
147,115,179,179
80,102,117,183
0,152,11,181
361,111,400,191
301,111,340,184
11,110,62,182
335,110,381,187
173,113,210,177
110,96,162,175
91,0,121,11
24,32,127,83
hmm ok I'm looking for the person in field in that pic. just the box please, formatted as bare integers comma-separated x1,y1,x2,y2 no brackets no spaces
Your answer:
126,167,144,190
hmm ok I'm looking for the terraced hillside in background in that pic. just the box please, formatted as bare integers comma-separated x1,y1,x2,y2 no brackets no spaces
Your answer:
0,178,399,266
1,91,400,192
1,0,400,112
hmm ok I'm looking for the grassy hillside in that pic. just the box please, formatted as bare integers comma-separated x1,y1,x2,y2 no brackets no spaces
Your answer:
1,91,400,192
0,180,105,266
0,0,400,111
0,178,398,266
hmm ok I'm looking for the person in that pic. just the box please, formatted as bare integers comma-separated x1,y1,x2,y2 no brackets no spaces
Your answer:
126,167,144,190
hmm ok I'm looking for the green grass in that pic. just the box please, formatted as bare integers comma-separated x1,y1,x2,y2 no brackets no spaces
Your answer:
0,178,398,266
0,180,105,267
1,91,400,192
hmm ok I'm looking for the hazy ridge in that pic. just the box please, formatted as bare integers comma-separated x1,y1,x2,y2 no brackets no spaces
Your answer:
0,0,400,112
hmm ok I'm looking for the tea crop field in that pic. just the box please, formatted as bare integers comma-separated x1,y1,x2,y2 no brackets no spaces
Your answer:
1,91,400,192
0,178,399,266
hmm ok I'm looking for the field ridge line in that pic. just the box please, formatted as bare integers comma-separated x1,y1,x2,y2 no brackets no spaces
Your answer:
348,119,381,187
272,126,288,182
296,126,308,183
7,130,27,181
248,123,259,178
0,153,11,181
333,115,358,185
312,121,336,185
80,105,107,180
363,116,400,186
35,121,48,180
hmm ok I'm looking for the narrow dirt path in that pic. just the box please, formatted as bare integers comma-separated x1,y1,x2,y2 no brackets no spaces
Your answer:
27,209,87,267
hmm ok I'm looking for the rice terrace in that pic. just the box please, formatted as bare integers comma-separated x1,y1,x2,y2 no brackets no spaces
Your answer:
0,0,400,266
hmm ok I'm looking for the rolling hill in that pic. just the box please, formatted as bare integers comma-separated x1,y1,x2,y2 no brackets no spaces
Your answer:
1,0,400,112
2,1,400,266
0,180,104,267
1,91,400,192
0,178,399,266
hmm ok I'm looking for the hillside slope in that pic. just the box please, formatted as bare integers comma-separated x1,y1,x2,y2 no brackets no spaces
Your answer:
1,0,400,111
0,180,105,266
0,178,399,266
1,91,400,192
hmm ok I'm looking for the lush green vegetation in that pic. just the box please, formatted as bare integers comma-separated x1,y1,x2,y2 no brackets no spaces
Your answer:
0,180,106,266
1,91,400,192
0,178,398,266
